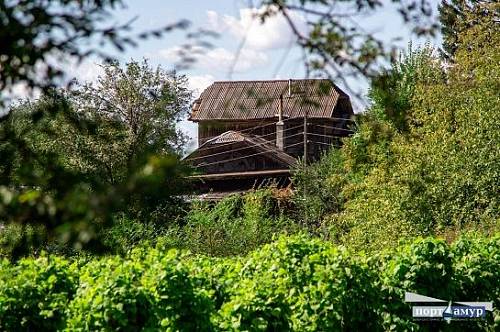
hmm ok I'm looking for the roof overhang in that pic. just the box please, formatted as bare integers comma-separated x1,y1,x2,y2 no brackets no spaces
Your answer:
188,169,291,180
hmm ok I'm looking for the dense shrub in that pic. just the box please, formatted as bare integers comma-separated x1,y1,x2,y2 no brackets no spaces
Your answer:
99,215,167,255
218,236,382,331
0,256,78,331
0,223,48,260
178,190,297,256
0,235,498,331
66,250,214,331
0,190,296,260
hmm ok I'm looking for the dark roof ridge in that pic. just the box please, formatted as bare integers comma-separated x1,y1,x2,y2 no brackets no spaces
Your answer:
210,78,332,84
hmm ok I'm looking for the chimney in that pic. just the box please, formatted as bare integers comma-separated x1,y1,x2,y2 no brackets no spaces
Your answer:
276,94,284,150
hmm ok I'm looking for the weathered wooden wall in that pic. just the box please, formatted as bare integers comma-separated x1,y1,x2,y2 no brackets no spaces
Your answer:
193,140,287,174
198,120,275,146
197,117,352,163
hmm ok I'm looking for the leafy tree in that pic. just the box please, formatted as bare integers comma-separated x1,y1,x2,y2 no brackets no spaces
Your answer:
292,45,441,229
331,2,500,250
438,0,496,59
294,2,499,251
0,91,190,256
72,59,192,169
0,0,193,255
292,114,397,229
71,59,193,222
368,44,443,132
6,94,129,185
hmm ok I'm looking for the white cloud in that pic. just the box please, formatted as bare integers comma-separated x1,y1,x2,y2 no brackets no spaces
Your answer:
159,45,268,73
206,6,308,51
65,59,104,84
188,74,215,97
159,5,309,76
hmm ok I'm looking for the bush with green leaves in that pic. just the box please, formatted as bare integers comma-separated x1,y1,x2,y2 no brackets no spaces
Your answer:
0,235,498,331
216,236,383,331
0,223,47,260
98,215,167,256
0,256,78,331
66,250,214,331
178,190,297,256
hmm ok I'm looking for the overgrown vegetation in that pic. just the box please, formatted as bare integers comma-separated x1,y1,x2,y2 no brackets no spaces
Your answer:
293,1,499,251
0,235,498,331
179,190,297,256
97,190,296,257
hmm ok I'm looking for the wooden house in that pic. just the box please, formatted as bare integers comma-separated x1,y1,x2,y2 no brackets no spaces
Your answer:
184,79,354,197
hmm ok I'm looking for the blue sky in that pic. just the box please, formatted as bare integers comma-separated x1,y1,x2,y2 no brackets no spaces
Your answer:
68,0,442,147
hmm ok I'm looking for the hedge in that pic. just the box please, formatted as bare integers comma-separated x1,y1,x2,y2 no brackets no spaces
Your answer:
0,235,498,331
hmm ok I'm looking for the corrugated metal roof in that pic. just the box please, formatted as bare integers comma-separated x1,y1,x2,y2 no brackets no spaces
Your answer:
190,79,351,121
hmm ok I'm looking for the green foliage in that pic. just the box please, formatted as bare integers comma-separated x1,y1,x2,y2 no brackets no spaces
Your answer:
0,255,78,331
0,0,190,111
438,0,496,59
0,0,124,109
0,235,498,331
217,236,381,331
99,215,164,256
293,7,499,251
97,190,294,258
72,59,192,159
180,190,297,256
0,0,194,259
66,250,214,331
0,224,47,260
0,0,194,257
0,72,191,256
5,93,129,186
292,114,397,226
339,4,499,250
368,44,444,132
293,45,440,232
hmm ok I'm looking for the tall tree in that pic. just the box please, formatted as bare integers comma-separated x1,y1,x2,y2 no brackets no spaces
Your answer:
72,59,192,172
1,92,190,255
0,0,195,255
332,2,500,250
368,44,443,132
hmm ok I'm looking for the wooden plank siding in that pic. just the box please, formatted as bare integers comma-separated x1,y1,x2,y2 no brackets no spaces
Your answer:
198,120,275,146
197,117,352,162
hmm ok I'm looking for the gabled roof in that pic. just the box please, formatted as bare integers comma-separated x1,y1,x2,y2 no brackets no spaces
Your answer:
189,79,351,121
203,130,245,145
184,130,297,167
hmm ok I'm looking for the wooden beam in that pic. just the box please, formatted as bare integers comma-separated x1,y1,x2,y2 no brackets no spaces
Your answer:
188,169,290,180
